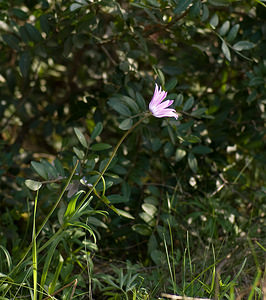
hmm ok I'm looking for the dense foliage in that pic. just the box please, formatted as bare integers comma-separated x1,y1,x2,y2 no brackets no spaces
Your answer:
0,0,265,299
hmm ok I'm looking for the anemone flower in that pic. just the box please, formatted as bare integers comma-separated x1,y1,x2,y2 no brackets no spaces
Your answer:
149,83,178,120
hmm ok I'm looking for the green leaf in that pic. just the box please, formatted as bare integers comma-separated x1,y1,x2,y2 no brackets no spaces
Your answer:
19,51,31,77
31,161,48,179
119,118,133,130
25,179,42,191
74,127,88,148
40,14,50,35
153,67,165,86
2,34,20,51
132,224,152,236
19,26,30,43
165,78,178,91
209,0,230,6
54,158,65,177
120,95,140,114
73,146,85,159
11,8,28,20
191,145,212,154
48,254,64,295
40,159,58,179
146,0,160,7
183,96,194,111
164,142,174,158
115,209,135,219
175,94,184,106
25,23,43,42
70,3,83,11
91,143,112,151
151,249,165,265
87,216,107,228
221,40,231,61
188,153,198,173
210,13,219,29
136,92,146,111
142,203,157,216
174,0,193,14
108,194,129,203
226,24,239,42
108,99,132,116
91,122,103,140
233,41,256,51
175,149,186,161
191,108,207,116
201,4,209,21
219,20,230,36
183,135,201,143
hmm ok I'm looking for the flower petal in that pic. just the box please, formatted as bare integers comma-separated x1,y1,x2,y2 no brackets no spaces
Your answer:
149,84,178,120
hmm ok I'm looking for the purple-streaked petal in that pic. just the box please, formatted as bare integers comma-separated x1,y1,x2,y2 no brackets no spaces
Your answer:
153,108,178,119
149,84,178,120
155,99,174,110
149,83,167,107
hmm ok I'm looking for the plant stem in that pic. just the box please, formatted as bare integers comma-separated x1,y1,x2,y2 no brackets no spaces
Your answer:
9,160,79,276
75,114,150,213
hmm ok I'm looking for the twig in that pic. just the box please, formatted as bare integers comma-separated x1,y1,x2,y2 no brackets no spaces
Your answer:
161,293,212,300
43,279,78,300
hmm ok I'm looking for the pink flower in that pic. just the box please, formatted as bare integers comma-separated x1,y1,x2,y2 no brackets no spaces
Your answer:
149,84,178,120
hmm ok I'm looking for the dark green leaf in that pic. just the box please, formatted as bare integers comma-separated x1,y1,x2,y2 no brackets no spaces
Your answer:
120,95,139,114
91,143,112,151
19,26,30,43
191,145,212,154
188,153,198,173
12,8,28,20
209,0,229,6
210,13,219,29
40,159,58,179
119,118,133,130
175,94,184,106
40,14,50,35
191,108,207,116
219,21,230,36
54,159,65,177
165,78,178,91
174,0,193,14
201,4,209,21
91,122,103,140
183,96,194,111
226,24,239,42
108,194,129,203
19,52,31,77
233,41,256,51
132,224,152,236
73,146,85,159
136,92,146,111
2,34,20,51
31,161,48,180
108,99,132,116
183,135,201,143
25,23,43,42
74,128,88,148
222,40,231,61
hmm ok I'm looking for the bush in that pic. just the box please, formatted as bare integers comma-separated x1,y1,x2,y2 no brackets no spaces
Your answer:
0,0,265,299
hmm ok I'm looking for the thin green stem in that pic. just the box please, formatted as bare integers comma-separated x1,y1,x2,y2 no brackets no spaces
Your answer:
75,114,150,213
32,190,38,300
9,160,79,276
